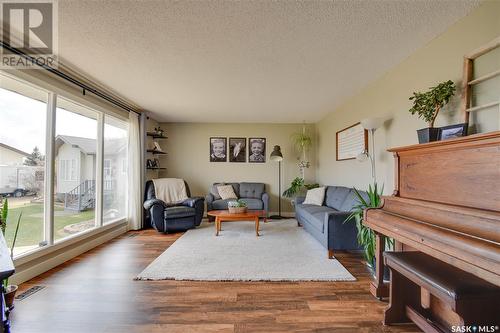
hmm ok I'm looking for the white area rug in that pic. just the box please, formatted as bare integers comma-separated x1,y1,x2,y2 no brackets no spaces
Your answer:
136,219,355,282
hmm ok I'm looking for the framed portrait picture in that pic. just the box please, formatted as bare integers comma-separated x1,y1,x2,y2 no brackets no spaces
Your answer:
209,137,227,162
439,123,468,141
229,137,246,162
248,138,266,163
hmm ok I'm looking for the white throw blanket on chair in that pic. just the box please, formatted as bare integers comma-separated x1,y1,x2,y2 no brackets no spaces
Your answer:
152,178,188,204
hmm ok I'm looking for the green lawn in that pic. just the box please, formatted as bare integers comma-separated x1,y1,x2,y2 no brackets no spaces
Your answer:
4,202,95,249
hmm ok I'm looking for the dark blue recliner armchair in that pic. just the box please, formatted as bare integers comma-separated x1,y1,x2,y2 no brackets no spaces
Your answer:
143,180,204,233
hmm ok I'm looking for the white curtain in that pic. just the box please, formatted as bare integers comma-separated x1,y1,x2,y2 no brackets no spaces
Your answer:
128,112,142,230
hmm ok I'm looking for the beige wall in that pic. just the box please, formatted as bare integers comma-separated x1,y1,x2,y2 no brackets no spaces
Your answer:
158,123,316,214
316,1,500,193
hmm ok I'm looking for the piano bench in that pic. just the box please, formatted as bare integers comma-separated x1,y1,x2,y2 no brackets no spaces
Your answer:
383,251,500,332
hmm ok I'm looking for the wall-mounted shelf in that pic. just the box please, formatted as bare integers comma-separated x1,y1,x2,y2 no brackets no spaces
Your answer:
146,167,166,170
146,149,167,155
146,132,168,139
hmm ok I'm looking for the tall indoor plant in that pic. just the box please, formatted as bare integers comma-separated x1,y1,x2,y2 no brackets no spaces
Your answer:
408,80,455,143
345,183,392,272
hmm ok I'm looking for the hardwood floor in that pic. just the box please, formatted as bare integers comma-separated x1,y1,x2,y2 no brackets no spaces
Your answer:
11,228,420,333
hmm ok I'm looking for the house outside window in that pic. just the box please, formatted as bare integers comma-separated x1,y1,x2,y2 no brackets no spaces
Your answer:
104,159,112,178
60,159,77,181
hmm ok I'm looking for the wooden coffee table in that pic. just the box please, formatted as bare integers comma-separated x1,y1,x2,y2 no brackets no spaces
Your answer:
207,210,267,236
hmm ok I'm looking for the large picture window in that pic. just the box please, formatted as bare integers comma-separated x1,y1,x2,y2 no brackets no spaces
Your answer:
0,73,48,256
0,71,129,258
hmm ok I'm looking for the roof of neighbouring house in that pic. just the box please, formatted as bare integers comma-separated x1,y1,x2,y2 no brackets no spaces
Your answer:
0,143,30,157
55,135,126,155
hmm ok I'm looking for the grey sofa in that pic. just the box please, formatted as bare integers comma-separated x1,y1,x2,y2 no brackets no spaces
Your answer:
206,182,269,219
295,186,366,259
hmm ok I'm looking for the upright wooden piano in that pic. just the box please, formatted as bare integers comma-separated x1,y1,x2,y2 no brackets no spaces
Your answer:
364,131,500,323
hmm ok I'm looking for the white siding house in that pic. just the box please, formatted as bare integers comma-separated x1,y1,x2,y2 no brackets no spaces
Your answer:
0,143,29,166
54,135,127,211
0,143,36,196
55,136,96,196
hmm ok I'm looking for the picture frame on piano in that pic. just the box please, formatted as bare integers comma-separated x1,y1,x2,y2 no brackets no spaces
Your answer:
438,123,468,141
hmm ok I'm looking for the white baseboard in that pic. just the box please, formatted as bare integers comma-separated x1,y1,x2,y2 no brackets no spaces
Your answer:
10,223,128,285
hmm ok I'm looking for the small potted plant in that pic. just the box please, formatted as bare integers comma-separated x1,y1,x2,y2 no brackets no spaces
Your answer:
227,199,247,214
408,80,455,143
0,199,22,309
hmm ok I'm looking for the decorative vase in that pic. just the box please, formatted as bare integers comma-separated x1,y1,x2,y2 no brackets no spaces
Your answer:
228,206,247,214
417,127,440,144
4,285,18,309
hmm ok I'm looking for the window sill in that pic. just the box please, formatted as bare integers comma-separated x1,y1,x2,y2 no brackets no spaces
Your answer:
13,219,128,267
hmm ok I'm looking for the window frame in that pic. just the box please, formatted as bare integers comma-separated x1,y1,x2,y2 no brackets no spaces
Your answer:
0,70,129,260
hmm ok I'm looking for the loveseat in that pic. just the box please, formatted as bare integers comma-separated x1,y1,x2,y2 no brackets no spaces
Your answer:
295,186,366,258
206,182,269,219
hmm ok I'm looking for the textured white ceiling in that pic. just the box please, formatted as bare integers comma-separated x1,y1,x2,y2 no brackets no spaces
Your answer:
57,0,479,123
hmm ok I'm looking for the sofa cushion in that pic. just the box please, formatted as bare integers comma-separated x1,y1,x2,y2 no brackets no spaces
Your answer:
339,189,368,212
217,185,238,200
239,198,264,210
164,206,196,219
303,187,326,206
211,183,240,199
296,204,336,233
211,198,264,210
211,199,231,210
239,182,264,199
325,186,352,210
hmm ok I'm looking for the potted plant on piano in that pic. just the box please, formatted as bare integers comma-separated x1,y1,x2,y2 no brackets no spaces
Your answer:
408,80,455,143
0,199,22,310
346,183,392,279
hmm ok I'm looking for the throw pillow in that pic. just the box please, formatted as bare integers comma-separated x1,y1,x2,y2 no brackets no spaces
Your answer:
217,185,238,200
303,187,326,206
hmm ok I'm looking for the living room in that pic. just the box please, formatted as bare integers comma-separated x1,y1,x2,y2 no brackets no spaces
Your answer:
0,1,499,332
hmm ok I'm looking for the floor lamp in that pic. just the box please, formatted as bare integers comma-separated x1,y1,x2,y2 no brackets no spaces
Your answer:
270,145,284,219
357,117,385,184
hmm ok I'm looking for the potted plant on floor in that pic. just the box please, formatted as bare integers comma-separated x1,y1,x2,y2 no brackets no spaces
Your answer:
345,183,392,279
0,199,22,309
282,177,319,206
408,80,455,143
